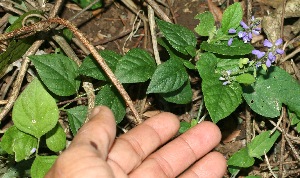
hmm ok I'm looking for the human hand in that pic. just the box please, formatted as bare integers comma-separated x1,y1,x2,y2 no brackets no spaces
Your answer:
46,106,226,177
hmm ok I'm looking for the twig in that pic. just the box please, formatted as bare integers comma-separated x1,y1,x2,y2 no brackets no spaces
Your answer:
0,40,44,121
264,151,278,178
147,5,161,65
0,0,65,121
245,105,252,144
279,107,287,178
146,0,172,23
280,46,300,63
269,120,300,144
284,132,300,162
246,0,252,24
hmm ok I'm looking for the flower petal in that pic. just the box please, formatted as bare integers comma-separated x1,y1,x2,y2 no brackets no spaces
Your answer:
228,28,236,34
275,38,283,46
252,50,265,59
266,59,272,67
276,48,284,54
240,21,249,29
263,39,273,48
228,38,233,46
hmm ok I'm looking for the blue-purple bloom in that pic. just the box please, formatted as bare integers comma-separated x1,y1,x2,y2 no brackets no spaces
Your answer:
240,21,249,29
228,28,236,33
228,38,233,46
30,148,36,154
252,50,265,59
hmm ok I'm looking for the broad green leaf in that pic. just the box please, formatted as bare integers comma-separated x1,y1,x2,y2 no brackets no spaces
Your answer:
179,121,191,133
115,48,156,83
194,11,215,36
160,81,192,104
46,123,66,152
221,2,243,33
248,131,280,159
29,54,80,96
215,58,240,74
182,60,195,70
201,40,254,55
0,38,34,78
227,147,255,168
12,78,59,138
66,105,88,136
95,85,126,123
1,126,37,162
156,19,196,55
243,66,300,118
78,50,121,81
71,0,102,9
31,156,57,178
147,58,188,94
236,73,255,84
196,53,242,122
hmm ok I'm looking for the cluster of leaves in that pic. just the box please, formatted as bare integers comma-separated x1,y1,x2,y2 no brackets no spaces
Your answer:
1,2,300,177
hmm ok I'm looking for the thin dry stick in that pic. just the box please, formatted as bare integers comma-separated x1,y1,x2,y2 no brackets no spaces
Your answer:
147,5,161,65
279,107,287,178
264,151,278,178
0,0,65,121
0,40,44,120
284,132,300,162
245,105,252,144
146,0,172,23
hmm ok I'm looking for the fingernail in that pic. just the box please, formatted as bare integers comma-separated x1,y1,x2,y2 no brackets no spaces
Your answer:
90,106,101,119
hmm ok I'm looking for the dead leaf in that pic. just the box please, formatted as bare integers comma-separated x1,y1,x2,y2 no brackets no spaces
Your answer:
207,0,223,23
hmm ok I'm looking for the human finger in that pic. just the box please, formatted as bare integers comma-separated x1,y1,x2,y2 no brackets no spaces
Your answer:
46,106,117,177
179,151,226,178
107,112,180,174
129,121,222,177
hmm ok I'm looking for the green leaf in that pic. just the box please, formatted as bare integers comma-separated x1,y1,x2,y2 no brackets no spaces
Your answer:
46,123,66,152
78,50,121,81
0,37,34,78
29,54,80,96
182,60,195,70
6,10,42,32
227,147,255,168
66,105,88,136
71,0,102,10
160,81,192,104
95,85,126,123
215,58,240,74
12,78,59,138
221,2,243,33
194,11,215,36
115,48,156,83
236,73,255,84
248,131,280,159
201,40,254,55
196,53,242,122
147,58,188,94
156,19,196,55
1,126,38,162
179,121,191,133
31,156,57,178
243,66,300,118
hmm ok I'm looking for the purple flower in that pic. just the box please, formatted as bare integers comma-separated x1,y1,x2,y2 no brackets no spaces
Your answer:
264,39,273,48
266,59,272,67
252,28,261,35
268,52,276,62
252,50,265,59
238,31,245,38
275,38,283,46
240,21,249,29
228,38,233,46
30,148,36,154
276,48,284,54
228,28,236,33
